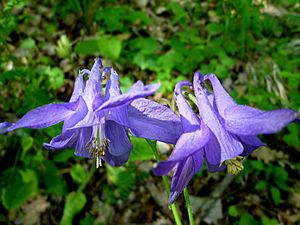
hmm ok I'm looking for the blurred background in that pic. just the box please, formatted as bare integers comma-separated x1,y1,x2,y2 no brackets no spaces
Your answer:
0,0,299,224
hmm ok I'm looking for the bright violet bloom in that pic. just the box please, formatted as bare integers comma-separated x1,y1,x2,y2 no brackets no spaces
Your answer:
153,72,297,203
1,58,182,167
153,81,210,203
92,68,182,146
194,72,297,164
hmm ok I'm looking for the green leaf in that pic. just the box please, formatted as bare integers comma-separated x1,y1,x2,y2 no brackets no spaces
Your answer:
239,214,260,225
53,149,74,163
80,216,95,225
206,23,224,36
119,76,133,93
261,216,280,225
70,164,87,184
250,160,264,172
167,2,187,25
75,36,122,59
158,51,183,71
20,38,36,49
272,166,289,191
255,180,268,190
106,165,136,200
41,160,67,196
43,123,63,137
46,67,65,90
130,137,154,161
283,124,300,150
133,53,156,70
228,205,239,218
270,187,281,205
129,37,158,55
2,169,38,210
21,135,34,156
215,65,228,79
61,191,87,225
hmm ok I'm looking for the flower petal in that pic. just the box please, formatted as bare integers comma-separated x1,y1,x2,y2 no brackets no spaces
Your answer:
94,82,160,112
152,160,177,176
206,162,227,172
105,120,132,157
0,122,12,134
90,57,102,80
103,151,131,167
43,129,79,150
238,135,265,156
82,58,102,108
153,148,204,204
169,156,197,204
224,105,298,135
168,124,209,162
104,67,122,101
203,73,237,117
110,107,129,127
103,120,132,166
204,130,222,164
74,127,93,158
92,93,104,114
175,81,200,132
238,135,265,147
127,99,182,144
192,150,204,174
194,73,243,164
127,80,150,94
8,97,85,131
63,97,88,131
69,72,85,102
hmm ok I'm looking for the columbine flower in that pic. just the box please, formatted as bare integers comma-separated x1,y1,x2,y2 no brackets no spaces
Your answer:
93,71,183,146
193,72,297,167
1,58,182,167
153,81,210,203
153,72,297,203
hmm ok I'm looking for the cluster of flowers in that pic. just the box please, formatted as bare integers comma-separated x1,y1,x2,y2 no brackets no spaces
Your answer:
0,58,297,203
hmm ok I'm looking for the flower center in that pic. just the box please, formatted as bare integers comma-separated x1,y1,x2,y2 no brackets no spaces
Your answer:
225,156,244,175
86,125,110,168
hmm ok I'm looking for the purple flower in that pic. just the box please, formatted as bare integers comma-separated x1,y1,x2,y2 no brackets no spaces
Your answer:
153,72,297,203
193,72,297,165
153,81,210,203
1,58,182,167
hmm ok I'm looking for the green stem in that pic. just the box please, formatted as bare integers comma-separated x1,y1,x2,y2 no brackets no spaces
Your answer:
184,188,195,225
147,140,183,225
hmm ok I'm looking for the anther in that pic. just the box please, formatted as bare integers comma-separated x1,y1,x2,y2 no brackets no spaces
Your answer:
225,157,244,175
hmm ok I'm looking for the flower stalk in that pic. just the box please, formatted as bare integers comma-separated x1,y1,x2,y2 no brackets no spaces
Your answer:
184,188,195,225
147,140,182,225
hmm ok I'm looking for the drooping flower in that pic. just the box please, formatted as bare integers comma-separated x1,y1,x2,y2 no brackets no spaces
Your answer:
153,72,298,203
0,58,182,167
92,68,183,146
193,72,297,167
153,81,210,203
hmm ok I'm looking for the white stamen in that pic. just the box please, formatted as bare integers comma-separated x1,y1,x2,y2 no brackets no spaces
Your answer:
86,124,109,168
96,156,99,168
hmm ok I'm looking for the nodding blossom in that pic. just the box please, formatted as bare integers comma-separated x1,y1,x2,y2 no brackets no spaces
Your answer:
153,72,297,203
0,58,183,167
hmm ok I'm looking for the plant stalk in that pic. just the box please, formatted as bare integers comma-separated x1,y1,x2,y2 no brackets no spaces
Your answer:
147,140,183,225
184,188,195,225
